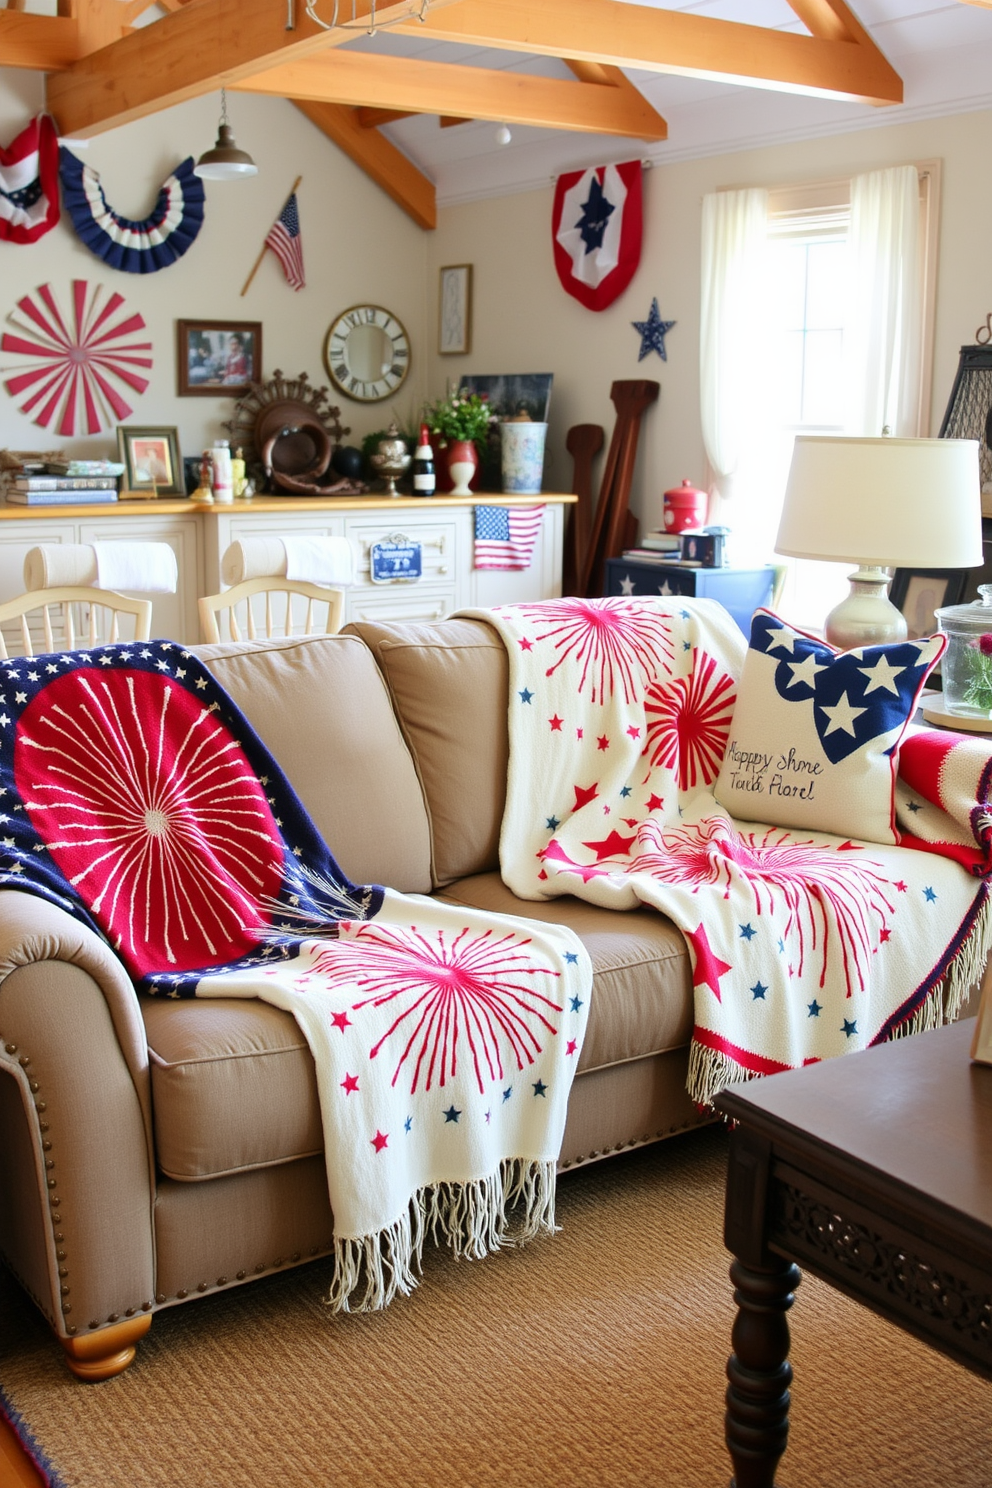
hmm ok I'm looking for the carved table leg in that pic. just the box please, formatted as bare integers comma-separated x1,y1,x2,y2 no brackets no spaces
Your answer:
725,1255,800,1488
61,1314,152,1381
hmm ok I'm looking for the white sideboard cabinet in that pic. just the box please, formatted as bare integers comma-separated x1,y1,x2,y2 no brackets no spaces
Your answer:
0,494,573,643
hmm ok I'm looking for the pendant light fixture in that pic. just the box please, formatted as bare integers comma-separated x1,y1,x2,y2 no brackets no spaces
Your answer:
194,89,258,180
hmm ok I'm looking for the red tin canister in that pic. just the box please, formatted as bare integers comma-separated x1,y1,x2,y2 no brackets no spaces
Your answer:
662,478,708,533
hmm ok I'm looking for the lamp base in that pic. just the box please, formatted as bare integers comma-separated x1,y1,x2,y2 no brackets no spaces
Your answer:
825,566,907,651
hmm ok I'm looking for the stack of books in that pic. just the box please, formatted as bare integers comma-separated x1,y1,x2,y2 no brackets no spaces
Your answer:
2,459,124,506
620,528,683,564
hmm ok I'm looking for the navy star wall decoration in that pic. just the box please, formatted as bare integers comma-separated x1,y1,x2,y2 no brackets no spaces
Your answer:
633,298,676,362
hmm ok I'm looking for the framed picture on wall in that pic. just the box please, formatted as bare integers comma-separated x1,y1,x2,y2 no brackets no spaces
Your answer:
117,425,183,495
888,568,968,640
438,265,472,356
177,319,262,397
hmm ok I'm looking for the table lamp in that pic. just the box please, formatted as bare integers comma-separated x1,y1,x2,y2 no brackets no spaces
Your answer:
775,435,983,649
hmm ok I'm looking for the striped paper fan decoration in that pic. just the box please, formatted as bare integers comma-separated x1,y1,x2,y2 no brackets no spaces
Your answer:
1,279,152,436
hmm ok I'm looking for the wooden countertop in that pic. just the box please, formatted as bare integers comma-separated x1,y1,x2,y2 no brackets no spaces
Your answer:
0,492,577,520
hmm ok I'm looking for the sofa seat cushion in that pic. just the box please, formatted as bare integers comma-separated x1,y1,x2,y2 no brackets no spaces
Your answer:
141,879,692,1181
439,873,693,1074
142,996,322,1181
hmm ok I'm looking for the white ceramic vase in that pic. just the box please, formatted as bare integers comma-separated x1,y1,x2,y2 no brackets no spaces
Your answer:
447,460,476,497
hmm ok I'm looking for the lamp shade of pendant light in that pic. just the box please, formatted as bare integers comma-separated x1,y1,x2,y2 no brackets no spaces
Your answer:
194,90,258,180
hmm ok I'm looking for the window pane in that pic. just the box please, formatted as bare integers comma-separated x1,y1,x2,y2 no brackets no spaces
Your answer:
767,241,808,330
804,240,847,328
800,329,845,427
770,329,805,427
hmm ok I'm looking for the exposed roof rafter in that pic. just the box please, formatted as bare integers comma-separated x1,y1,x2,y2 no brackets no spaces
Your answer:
394,0,902,105
234,50,669,140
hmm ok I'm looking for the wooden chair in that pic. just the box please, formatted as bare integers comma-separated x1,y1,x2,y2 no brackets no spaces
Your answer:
0,587,153,659
198,577,345,643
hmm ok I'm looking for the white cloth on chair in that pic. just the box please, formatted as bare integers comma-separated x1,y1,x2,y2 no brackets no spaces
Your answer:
221,536,354,587
92,543,178,594
23,545,98,590
24,542,177,594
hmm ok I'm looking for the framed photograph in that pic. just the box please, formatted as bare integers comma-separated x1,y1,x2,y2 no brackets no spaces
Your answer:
176,319,262,397
889,568,969,640
117,426,183,495
438,265,472,356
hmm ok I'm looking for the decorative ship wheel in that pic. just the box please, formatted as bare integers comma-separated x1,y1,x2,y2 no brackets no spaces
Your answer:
222,369,358,494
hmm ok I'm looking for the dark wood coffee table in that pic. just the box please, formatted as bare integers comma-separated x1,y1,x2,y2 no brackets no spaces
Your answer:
716,1019,992,1488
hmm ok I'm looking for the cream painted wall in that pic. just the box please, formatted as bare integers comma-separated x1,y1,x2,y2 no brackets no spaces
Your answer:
426,108,992,537
0,69,429,469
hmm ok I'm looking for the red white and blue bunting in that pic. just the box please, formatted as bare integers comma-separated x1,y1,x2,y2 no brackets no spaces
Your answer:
59,150,205,274
552,159,642,312
0,115,60,245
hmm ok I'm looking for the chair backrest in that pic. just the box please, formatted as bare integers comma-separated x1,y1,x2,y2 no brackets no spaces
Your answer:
198,577,345,643
0,587,153,659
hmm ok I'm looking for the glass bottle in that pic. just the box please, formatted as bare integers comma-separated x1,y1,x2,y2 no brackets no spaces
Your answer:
412,424,436,498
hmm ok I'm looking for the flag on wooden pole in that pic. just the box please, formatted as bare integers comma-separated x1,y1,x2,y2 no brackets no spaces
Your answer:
242,178,305,296
265,191,305,290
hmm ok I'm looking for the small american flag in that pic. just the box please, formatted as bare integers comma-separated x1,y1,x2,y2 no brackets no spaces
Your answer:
265,192,305,290
474,505,545,571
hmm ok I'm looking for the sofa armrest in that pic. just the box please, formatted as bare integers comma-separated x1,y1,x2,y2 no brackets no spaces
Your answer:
0,891,155,1341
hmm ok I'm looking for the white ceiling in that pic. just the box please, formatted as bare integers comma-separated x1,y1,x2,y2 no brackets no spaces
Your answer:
342,0,992,205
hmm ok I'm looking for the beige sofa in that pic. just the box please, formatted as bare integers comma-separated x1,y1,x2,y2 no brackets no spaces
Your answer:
0,616,778,1378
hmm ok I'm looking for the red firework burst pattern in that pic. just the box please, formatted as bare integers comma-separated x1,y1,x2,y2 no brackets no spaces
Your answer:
298,923,564,1094
1,280,152,435
508,597,673,704
643,650,736,790
14,669,284,977
568,814,894,997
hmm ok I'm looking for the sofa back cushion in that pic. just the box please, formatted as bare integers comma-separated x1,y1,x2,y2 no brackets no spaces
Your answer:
193,633,432,893
344,618,509,887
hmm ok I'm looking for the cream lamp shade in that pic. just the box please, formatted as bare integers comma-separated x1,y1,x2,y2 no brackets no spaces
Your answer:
775,435,983,649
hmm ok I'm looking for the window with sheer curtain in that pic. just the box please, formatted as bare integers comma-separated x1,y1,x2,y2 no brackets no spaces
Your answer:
700,164,939,631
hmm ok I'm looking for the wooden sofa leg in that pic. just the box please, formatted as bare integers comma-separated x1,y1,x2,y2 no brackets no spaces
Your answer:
61,1315,152,1381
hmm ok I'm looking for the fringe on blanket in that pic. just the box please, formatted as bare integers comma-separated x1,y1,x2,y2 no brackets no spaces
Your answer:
687,892,992,1111
325,1158,557,1313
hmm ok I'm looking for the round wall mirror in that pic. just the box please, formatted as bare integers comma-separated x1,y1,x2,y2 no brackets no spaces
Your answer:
323,305,410,403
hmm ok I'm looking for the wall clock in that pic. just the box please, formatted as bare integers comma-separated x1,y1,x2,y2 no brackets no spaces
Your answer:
322,304,410,403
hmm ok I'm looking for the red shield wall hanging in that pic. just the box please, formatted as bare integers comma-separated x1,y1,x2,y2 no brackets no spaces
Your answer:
552,159,642,312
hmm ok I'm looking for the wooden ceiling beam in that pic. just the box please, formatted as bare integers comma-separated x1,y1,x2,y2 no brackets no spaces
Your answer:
356,106,417,127
0,11,78,70
393,0,903,105
293,99,436,229
235,50,669,139
44,0,463,137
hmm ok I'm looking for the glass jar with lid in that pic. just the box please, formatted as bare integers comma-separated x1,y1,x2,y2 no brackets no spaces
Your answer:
935,585,992,717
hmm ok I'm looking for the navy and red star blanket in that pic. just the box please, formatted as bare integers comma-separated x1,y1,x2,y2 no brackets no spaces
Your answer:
0,641,590,1311
473,598,992,1105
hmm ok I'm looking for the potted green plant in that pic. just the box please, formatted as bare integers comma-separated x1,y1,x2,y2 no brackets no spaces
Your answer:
423,389,494,494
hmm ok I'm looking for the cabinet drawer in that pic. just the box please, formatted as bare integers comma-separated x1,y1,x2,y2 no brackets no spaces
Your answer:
346,518,456,589
345,586,457,626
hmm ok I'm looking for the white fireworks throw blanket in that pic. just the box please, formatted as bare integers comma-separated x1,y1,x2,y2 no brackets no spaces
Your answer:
0,641,590,1310
473,598,992,1104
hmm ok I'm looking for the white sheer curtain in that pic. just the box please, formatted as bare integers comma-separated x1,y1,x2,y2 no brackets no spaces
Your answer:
699,188,770,506
843,165,922,437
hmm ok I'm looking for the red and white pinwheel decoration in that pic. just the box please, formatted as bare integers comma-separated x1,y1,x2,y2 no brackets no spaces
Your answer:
1,279,152,436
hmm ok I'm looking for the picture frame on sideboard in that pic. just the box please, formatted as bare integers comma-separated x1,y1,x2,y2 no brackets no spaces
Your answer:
117,425,184,496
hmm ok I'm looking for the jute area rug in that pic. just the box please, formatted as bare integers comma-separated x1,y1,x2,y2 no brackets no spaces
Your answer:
1,1127,990,1488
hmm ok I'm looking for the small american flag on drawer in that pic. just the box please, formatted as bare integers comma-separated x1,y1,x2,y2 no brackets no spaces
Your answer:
473,505,545,571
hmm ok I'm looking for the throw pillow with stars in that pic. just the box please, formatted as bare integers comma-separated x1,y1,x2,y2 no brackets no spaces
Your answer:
713,608,946,846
